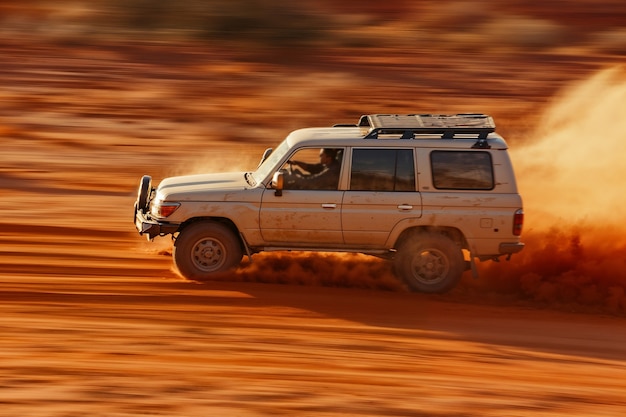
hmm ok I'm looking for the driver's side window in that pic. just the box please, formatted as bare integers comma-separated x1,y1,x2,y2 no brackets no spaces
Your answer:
280,148,342,190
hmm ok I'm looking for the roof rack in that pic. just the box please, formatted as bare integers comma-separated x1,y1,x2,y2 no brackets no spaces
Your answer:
357,114,496,141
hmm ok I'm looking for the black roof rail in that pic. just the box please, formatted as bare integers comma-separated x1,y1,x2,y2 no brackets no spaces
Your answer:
358,114,496,140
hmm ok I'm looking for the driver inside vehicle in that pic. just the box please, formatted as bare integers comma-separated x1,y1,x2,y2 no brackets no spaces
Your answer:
284,148,341,190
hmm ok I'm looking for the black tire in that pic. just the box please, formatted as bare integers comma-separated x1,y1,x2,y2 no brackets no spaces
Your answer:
136,175,152,212
173,221,243,280
394,234,464,294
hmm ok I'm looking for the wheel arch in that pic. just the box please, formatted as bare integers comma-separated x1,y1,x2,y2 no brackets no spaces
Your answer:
177,216,245,251
393,225,468,251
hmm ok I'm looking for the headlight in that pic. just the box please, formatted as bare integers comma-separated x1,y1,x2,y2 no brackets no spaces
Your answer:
151,199,181,218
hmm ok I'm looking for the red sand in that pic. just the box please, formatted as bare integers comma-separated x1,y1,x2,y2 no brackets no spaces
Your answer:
2,22,626,415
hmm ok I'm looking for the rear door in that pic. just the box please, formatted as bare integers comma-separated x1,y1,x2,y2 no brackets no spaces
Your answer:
342,148,422,246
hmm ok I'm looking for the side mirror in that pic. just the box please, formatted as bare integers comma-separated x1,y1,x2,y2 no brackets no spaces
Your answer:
257,147,273,168
271,171,284,196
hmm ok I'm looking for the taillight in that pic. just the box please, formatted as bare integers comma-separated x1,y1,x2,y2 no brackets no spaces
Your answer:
513,209,524,236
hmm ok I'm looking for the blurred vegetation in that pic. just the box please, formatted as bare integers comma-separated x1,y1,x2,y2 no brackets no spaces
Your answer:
1,0,624,54
101,0,332,45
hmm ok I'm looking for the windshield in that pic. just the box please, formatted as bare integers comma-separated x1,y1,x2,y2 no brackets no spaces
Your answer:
252,140,290,183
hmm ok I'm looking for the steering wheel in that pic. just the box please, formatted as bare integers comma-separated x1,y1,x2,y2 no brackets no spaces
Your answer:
285,161,303,177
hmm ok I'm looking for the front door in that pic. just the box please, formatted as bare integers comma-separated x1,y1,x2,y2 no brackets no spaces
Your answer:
259,147,345,246
259,189,344,245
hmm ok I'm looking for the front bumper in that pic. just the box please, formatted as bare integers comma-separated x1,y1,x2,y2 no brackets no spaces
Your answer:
134,206,180,240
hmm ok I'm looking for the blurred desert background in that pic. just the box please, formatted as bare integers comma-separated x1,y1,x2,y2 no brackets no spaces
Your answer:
2,1,626,416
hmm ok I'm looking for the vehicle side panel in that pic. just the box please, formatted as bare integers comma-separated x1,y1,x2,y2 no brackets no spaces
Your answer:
259,188,344,245
342,191,422,246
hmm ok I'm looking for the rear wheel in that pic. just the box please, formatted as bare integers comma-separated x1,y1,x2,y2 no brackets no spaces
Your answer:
173,221,243,280
394,234,464,293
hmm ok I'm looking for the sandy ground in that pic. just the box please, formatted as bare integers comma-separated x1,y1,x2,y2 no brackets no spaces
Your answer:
1,34,626,416
3,273,626,416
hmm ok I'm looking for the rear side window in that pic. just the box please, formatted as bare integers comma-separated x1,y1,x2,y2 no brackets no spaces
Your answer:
350,149,415,191
431,151,494,190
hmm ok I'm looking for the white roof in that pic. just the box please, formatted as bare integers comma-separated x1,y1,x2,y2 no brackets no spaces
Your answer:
283,126,509,150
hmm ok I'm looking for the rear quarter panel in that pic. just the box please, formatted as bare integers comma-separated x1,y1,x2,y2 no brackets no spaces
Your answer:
405,148,523,255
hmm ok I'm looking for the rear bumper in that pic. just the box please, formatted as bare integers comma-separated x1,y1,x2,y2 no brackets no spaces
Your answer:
134,207,180,240
499,242,525,254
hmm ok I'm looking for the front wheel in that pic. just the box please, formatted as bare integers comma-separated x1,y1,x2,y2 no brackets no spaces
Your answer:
394,234,464,293
173,221,243,280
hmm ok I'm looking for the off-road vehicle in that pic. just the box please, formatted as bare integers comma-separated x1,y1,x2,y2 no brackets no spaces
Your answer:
134,113,524,293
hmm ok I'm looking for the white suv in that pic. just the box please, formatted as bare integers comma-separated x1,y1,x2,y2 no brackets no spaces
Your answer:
134,114,524,293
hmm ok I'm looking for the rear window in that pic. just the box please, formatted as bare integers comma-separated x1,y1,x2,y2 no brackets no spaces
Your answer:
430,151,494,190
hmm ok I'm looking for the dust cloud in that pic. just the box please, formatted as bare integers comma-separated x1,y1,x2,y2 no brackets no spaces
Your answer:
514,66,626,230
209,252,405,292
476,67,626,313
167,146,262,178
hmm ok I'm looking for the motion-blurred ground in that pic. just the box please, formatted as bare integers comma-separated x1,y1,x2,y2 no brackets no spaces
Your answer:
2,2,626,416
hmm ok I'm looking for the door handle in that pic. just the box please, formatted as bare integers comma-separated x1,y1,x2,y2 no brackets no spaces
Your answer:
321,203,337,209
397,204,413,210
